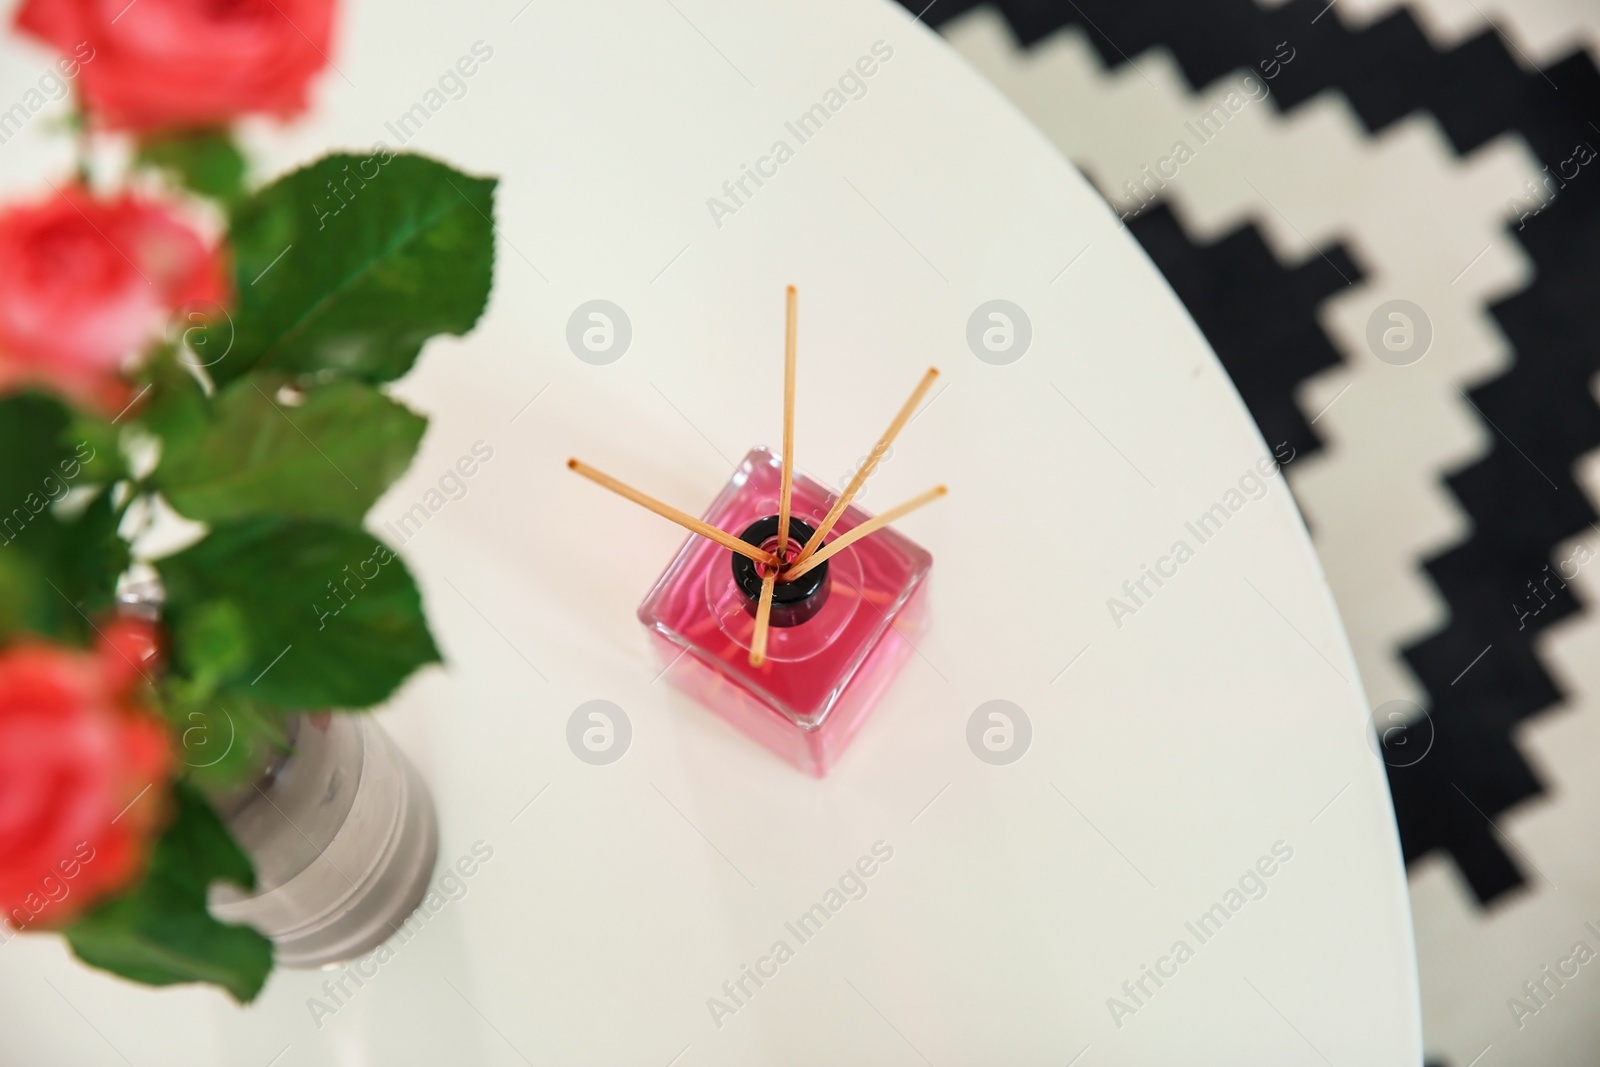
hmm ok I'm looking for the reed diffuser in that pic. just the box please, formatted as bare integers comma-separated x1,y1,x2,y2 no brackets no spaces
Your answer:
569,287,944,774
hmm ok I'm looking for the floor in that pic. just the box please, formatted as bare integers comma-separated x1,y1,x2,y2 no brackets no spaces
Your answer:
897,1,1600,1063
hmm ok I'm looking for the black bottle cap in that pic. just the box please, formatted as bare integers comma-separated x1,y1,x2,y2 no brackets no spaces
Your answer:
730,515,830,628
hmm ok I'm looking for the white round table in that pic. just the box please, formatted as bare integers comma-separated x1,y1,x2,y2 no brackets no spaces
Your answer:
0,0,1421,1063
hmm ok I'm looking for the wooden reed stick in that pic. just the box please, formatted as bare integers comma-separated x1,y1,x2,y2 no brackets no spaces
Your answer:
790,367,939,569
567,458,779,567
749,572,777,666
776,285,798,561
784,485,947,581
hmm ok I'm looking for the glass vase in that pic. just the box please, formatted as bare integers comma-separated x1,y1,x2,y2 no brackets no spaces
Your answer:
208,713,438,968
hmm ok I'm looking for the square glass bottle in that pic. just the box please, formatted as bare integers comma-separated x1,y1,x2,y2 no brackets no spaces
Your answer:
638,447,931,775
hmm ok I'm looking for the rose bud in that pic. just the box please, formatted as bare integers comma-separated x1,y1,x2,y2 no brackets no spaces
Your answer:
0,185,227,411
0,620,172,932
15,0,337,132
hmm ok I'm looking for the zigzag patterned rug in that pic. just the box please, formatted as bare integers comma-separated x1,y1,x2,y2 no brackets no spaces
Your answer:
898,1,1600,1062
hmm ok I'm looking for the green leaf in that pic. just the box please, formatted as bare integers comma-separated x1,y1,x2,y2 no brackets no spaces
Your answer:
0,547,58,642
0,392,72,514
161,685,289,791
155,376,426,525
174,600,253,686
156,517,440,709
0,496,126,645
64,416,125,486
135,129,248,203
139,347,212,453
0,395,125,643
65,781,272,1003
222,152,497,385
44,490,130,623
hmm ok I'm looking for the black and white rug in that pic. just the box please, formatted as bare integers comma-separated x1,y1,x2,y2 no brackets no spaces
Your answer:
897,1,1600,1063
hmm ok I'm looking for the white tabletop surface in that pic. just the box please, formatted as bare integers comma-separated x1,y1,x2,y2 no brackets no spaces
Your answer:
0,0,1421,1063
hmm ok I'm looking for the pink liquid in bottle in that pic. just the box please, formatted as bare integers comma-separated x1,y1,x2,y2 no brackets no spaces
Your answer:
637,447,931,775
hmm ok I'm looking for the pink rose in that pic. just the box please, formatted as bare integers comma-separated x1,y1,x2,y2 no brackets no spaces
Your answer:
0,620,172,931
15,0,336,132
0,185,227,412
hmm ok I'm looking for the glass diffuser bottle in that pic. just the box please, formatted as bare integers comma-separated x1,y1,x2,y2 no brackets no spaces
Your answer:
638,447,930,774
571,287,942,775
